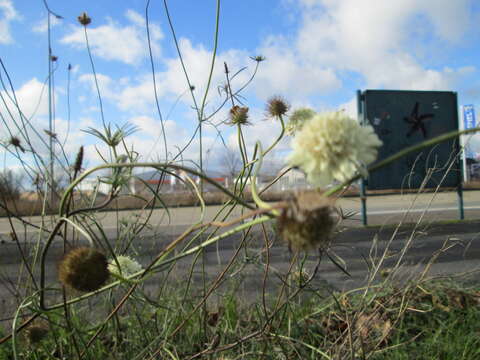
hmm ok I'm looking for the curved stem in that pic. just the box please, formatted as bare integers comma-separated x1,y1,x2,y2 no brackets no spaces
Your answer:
263,114,285,157
251,142,279,214
198,0,221,121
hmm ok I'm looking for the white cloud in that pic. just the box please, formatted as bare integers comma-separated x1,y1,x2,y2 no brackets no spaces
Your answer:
158,38,252,103
254,36,341,99
60,10,163,65
1,78,48,119
0,77,96,175
76,38,255,113
292,0,476,91
78,73,116,99
338,97,357,119
32,15,61,33
0,0,19,44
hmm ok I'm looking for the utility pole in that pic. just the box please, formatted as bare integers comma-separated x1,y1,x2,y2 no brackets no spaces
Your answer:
47,12,55,206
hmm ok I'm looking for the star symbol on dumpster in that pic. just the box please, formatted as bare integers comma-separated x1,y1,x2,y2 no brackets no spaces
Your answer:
404,102,434,138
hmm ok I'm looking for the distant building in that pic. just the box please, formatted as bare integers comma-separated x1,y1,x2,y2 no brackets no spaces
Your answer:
275,167,308,191
132,169,230,194
76,177,113,195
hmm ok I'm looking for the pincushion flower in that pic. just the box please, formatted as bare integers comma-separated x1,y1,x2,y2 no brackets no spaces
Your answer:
108,255,143,277
288,111,382,187
286,107,316,135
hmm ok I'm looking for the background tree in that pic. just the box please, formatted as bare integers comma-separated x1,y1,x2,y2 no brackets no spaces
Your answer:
219,146,242,185
0,169,24,200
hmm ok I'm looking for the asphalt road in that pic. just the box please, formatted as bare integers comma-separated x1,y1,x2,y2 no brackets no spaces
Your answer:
2,189,480,236
1,190,480,327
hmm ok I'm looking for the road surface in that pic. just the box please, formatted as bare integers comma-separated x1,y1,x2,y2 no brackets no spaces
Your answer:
1,190,480,328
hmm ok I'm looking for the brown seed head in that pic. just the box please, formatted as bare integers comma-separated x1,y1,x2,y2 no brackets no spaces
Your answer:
58,247,109,292
25,322,49,345
73,146,84,173
278,191,338,251
78,12,91,26
50,55,58,62
229,105,250,125
9,136,25,152
267,96,289,117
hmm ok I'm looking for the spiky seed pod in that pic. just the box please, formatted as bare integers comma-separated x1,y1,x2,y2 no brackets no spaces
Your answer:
229,105,250,125
267,96,289,118
25,322,49,344
58,247,109,292
78,12,91,26
278,191,338,251
73,146,84,174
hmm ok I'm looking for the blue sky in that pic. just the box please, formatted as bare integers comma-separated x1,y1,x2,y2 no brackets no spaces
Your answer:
1,0,480,177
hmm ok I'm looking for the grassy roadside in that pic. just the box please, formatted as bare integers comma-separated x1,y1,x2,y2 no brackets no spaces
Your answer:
2,278,479,359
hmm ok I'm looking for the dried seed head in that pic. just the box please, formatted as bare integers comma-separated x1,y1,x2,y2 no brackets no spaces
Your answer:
278,191,338,251
58,247,109,292
43,129,57,138
78,12,91,26
250,55,266,62
73,146,84,173
267,96,289,118
50,55,58,62
25,321,49,345
228,105,250,125
9,136,25,152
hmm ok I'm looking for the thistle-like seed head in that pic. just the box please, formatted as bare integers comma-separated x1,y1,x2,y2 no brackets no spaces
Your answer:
58,247,109,292
78,12,91,26
25,322,49,345
228,105,250,125
278,191,338,251
267,96,289,118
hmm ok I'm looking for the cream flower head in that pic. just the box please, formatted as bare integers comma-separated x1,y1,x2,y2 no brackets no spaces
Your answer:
287,111,382,187
108,255,143,277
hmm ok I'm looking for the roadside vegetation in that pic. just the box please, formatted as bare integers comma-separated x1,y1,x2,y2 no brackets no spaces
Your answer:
1,1,479,359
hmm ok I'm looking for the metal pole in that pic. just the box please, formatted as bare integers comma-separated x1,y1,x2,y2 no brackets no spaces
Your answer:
357,90,368,226
360,179,368,226
454,93,464,220
47,13,55,205
457,182,464,220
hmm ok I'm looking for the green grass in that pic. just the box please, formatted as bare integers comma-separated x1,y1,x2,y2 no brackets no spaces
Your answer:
2,280,479,359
